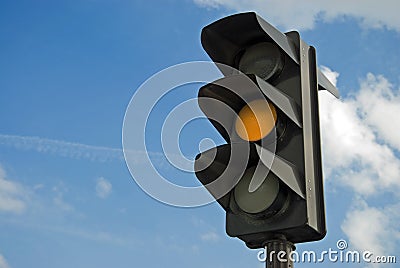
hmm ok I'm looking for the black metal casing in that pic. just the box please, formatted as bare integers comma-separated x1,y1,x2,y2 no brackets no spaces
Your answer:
194,12,337,249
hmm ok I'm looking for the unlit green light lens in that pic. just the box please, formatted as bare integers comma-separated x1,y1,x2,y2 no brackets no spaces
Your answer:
234,166,280,214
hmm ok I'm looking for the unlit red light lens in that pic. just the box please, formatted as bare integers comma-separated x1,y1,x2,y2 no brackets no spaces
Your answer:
235,99,277,141
238,42,284,81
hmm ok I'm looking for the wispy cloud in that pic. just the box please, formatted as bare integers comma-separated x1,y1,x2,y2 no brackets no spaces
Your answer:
0,134,178,168
194,0,400,31
201,231,220,242
0,165,27,214
0,216,137,248
96,177,112,199
0,134,124,162
52,183,74,212
0,254,10,268
54,226,135,246
192,216,221,243
154,234,200,255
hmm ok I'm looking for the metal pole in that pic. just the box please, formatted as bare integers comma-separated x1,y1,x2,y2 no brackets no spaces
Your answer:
264,238,295,268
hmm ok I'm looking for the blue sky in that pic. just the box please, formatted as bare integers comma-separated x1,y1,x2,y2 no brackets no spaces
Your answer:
1,1,400,268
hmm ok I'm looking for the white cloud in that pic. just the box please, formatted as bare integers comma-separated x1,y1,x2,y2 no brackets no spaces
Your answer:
319,73,400,197
0,254,10,268
96,177,112,199
194,0,400,31
320,66,339,87
356,74,400,151
341,199,400,257
201,231,220,242
0,165,26,214
319,69,400,262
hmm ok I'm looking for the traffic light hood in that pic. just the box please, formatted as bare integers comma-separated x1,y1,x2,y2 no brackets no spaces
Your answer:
201,12,339,98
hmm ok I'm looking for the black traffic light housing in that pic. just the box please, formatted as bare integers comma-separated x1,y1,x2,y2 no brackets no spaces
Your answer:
194,12,339,249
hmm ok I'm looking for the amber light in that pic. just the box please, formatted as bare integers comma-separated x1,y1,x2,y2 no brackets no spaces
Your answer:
235,99,277,141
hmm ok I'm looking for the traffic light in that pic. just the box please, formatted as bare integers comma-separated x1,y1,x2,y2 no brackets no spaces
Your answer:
194,12,339,249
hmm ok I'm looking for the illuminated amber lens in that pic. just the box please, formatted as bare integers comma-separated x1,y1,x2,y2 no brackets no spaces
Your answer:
235,99,277,141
